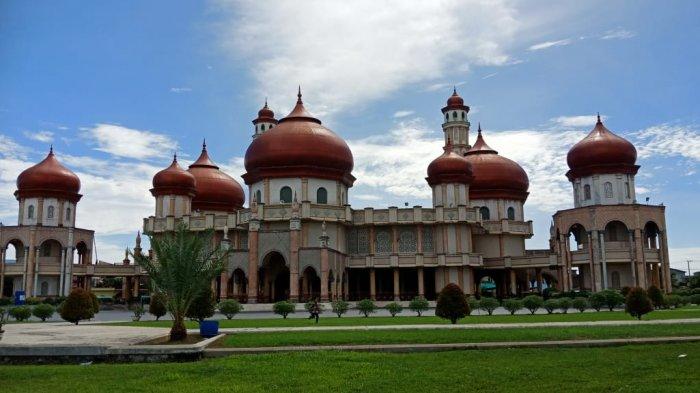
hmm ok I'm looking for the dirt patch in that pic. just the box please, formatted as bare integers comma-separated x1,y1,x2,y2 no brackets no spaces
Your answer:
140,334,208,345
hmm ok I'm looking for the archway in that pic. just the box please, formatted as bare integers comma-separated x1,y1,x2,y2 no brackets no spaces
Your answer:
259,252,289,303
479,275,498,297
39,239,62,263
300,266,320,302
567,224,587,252
604,221,629,243
75,241,89,265
228,268,247,302
644,221,661,249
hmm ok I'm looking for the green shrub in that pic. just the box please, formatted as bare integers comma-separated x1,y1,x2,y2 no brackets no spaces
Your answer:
408,296,429,317
356,299,376,317
9,306,32,321
664,294,682,309
185,287,216,322
589,292,605,311
25,297,41,305
304,300,325,315
543,299,559,314
32,303,55,321
385,302,403,317
558,297,572,314
503,298,523,315
601,289,625,311
690,294,700,305
572,297,588,313
88,291,100,314
621,286,632,297
522,295,544,315
273,301,295,319
647,286,664,309
59,288,95,324
331,299,349,317
467,297,479,315
0,298,12,307
218,299,243,319
132,305,145,321
149,292,168,321
625,287,653,320
478,297,499,316
435,284,469,324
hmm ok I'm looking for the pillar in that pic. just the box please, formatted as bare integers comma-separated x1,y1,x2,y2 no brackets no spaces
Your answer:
599,232,608,289
590,230,602,291
369,268,376,300
132,276,140,298
247,229,259,303
536,268,543,293
0,248,5,297
122,277,131,302
417,267,425,297
393,267,400,301
320,248,329,302
219,271,228,299
633,229,647,287
33,247,40,297
463,267,474,295
659,230,672,293
509,269,517,295
289,228,300,301
59,248,66,296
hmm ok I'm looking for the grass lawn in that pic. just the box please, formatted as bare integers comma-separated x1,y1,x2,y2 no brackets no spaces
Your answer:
0,343,697,392
112,306,700,329
215,323,700,347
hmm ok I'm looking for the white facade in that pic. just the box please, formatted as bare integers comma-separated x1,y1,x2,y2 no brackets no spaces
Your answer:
155,195,192,218
572,173,636,207
250,177,347,206
431,183,469,207
442,109,470,155
471,199,524,221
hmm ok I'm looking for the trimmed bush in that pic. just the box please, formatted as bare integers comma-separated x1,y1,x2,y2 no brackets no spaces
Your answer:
467,297,479,315
185,287,216,322
589,292,605,311
572,297,588,313
408,296,429,317
9,306,32,321
89,291,100,314
626,287,653,320
558,297,572,314
647,286,664,309
601,289,625,311
60,288,95,325
0,298,12,307
543,299,559,314
304,300,325,315
331,299,349,317
272,301,295,319
218,299,243,320
32,303,55,321
522,295,544,315
149,292,168,321
689,294,700,305
435,284,469,324
25,297,41,305
664,294,682,309
478,297,499,316
503,298,523,315
131,305,145,321
385,302,403,317
357,299,376,317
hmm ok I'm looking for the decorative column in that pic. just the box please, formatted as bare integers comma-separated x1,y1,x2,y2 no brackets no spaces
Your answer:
33,247,40,297
289,199,301,301
599,232,608,289
509,269,517,295
0,248,5,297
393,267,400,301
590,230,602,291
633,229,646,287
659,230,672,292
319,221,330,302
417,267,424,297
219,228,230,299
536,268,543,293
247,207,260,303
369,268,376,300
59,247,66,296
132,276,140,298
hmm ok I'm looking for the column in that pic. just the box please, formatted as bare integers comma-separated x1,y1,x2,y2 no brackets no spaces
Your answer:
509,269,517,295
463,267,474,295
320,248,329,302
33,247,40,297
659,230,672,293
122,277,131,302
132,276,140,298
59,248,66,296
590,230,602,291
417,267,425,297
369,268,376,300
219,271,228,299
599,232,608,289
289,228,300,301
0,248,5,297
247,229,259,303
633,229,647,287
393,267,400,301
536,268,543,293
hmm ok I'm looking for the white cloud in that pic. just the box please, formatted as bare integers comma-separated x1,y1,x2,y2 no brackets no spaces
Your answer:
634,124,700,161
601,29,636,40
23,130,54,143
354,194,382,201
551,115,605,128
528,38,571,51
482,72,498,79
216,0,524,117
393,110,414,118
424,81,467,92
170,87,192,93
85,123,178,160
669,247,700,273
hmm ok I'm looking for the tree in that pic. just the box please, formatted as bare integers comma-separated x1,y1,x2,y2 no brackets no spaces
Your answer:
408,296,429,317
589,292,605,312
89,291,100,314
543,299,559,314
186,286,216,322
522,295,544,315
647,285,664,309
132,224,227,341
479,297,499,316
357,299,376,317
149,292,168,321
558,297,572,314
467,297,479,315
625,287,653,320
503,298,523,315
273,301,295,319
218,299,243,319
59,288,96,325
572,297,588,313
32,303,55,321
385,302,403,317
601,289,625,311
331,299,349,317
436,284,470,324
9,306,32,321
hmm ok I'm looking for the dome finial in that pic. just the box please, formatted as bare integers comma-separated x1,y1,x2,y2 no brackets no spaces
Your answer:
596,112,601,124
264,97,268,108
173,152,178,162
297,85,302,104
478,122,482,135
202,138,207,151
453,86,457,95
49,144,54,154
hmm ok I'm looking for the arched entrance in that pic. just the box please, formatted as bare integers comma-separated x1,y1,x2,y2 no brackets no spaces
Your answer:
228,268,248,302
300,266,320,302
259,252,289,303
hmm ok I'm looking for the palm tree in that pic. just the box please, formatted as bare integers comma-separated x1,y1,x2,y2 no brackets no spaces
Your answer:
132,224,227,341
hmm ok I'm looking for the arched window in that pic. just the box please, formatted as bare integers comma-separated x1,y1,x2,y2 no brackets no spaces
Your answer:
445,114,449,122
479,206,490,220
604,182,613,198
255,190,262,204
625,182,630,198
507,207,515,220
461,111,465,120
583,185,591,200
65,207,71,220
40,281,49,296
47,206,55,219
41,242,51,257
261,124,266,131
279,186,292,203
316,187,328,204
27,205,35,219
452,111,457,119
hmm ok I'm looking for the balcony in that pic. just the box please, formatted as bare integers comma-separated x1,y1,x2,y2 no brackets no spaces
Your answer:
480,220,534,236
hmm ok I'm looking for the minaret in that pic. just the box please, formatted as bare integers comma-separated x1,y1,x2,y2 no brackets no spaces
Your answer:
252,99,278,138
441,87,471,155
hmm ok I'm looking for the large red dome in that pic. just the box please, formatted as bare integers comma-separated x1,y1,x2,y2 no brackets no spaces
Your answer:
464,127,529,201
566,115,638,180
243,90,355,186
15,148,82,202
426,140,473,186
188,143,245,212
151,155,196,197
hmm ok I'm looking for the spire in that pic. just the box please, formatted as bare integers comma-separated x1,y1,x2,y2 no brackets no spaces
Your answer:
264,97,268,108
173,152,177,162
49,144,54,155
135,231,142,248
453,86,457,95
202,138,207,151
466,123,497,155
478,122,482,135
297,85,302,104
596,112,602,124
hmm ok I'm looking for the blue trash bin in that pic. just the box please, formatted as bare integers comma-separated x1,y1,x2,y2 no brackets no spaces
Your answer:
199,320,219,338
14,291,26,306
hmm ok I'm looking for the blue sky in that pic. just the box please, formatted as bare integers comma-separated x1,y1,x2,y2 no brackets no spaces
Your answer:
1,1,699,273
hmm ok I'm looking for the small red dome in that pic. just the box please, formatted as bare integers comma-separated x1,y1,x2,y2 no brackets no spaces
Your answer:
464,127,529,201
566,115,638,180
188,143,245,212
15,147,82,202
426,140,473,186
151,155,196,197
243,89,355,186
253,100,277,125
441,87,470,113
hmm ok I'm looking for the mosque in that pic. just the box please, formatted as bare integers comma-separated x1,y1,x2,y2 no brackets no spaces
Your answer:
0,89,672,302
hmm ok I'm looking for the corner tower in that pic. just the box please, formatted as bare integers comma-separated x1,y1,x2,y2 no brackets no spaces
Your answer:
441,88,471,155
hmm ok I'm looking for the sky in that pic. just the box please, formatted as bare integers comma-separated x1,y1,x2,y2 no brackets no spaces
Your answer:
0,0,699,274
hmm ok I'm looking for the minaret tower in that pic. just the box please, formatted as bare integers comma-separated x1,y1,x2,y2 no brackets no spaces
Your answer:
252,100,278,138
441,88,471,155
